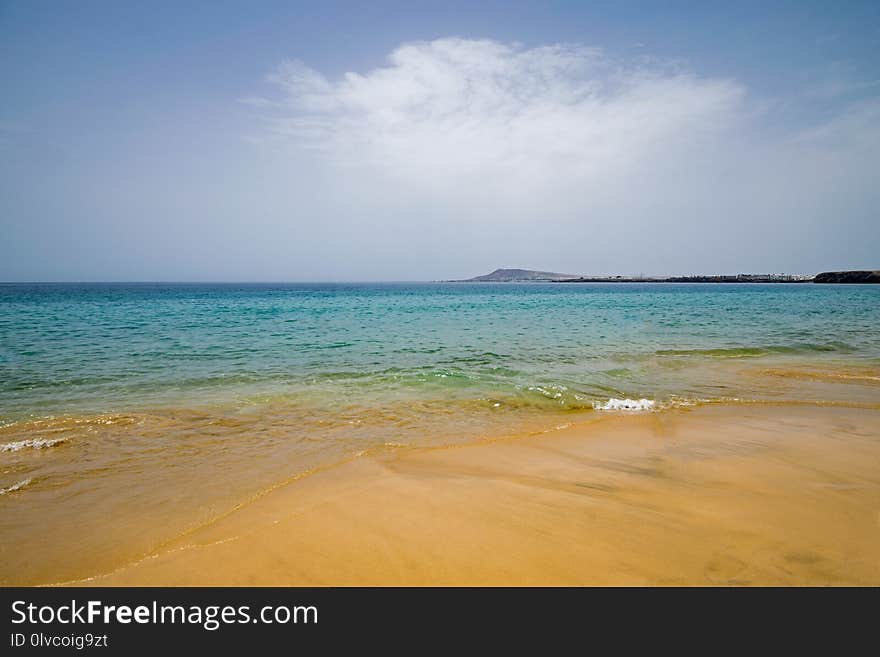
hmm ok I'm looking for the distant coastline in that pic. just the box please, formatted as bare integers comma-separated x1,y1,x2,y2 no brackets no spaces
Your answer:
451,268,880,284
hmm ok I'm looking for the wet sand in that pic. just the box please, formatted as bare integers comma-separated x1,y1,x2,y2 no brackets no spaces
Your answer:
87,405,880,586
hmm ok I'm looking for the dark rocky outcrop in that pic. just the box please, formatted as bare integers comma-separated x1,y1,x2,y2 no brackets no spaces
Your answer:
814,270,880,284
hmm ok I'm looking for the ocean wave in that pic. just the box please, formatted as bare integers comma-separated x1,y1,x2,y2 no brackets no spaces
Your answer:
655,342,854,358
508,383,599,410
754,368,880,384
0,478,32,495
0,437,69,452
526,384,569,400
594,398,656,411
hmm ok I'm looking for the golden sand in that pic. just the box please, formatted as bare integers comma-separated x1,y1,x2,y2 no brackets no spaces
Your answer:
81,405,880,586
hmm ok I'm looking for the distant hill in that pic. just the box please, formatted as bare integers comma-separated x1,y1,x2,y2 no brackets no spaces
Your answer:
459,268,579,282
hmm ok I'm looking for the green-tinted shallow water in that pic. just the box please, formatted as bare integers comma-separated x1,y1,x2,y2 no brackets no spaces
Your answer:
1,282,879,583
2,282,879,418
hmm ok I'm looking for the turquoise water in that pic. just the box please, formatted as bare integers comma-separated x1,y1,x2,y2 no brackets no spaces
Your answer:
2,282,880,422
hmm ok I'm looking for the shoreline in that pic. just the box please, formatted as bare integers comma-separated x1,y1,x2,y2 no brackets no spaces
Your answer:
53,403,880,587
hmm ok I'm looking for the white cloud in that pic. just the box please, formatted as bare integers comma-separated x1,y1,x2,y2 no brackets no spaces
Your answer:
261,38,745,195
242,38,880,277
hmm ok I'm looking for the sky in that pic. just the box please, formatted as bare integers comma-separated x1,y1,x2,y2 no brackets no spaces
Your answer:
1,1,879,281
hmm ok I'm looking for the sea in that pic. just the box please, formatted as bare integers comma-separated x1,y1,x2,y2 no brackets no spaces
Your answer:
1,282,878,582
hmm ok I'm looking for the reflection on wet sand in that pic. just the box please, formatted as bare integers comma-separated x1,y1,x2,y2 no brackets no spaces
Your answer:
71,405,880,586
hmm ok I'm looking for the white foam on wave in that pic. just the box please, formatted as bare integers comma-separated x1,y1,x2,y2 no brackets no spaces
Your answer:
526,384,567,400
594,398,656,411
0,437,69,452
0,478,32,495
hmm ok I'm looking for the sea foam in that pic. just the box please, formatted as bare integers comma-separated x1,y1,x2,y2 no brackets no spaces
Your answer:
0,437,68,452
594,398,656,411
0,478,32,495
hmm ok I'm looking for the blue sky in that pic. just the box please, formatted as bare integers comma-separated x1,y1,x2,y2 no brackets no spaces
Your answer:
2,1,879,280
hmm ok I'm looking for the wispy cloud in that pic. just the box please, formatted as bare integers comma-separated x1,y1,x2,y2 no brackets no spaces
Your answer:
257,39,745,194
243,38,880,276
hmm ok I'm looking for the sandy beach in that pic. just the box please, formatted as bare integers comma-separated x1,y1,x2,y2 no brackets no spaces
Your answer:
77,404,879,586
